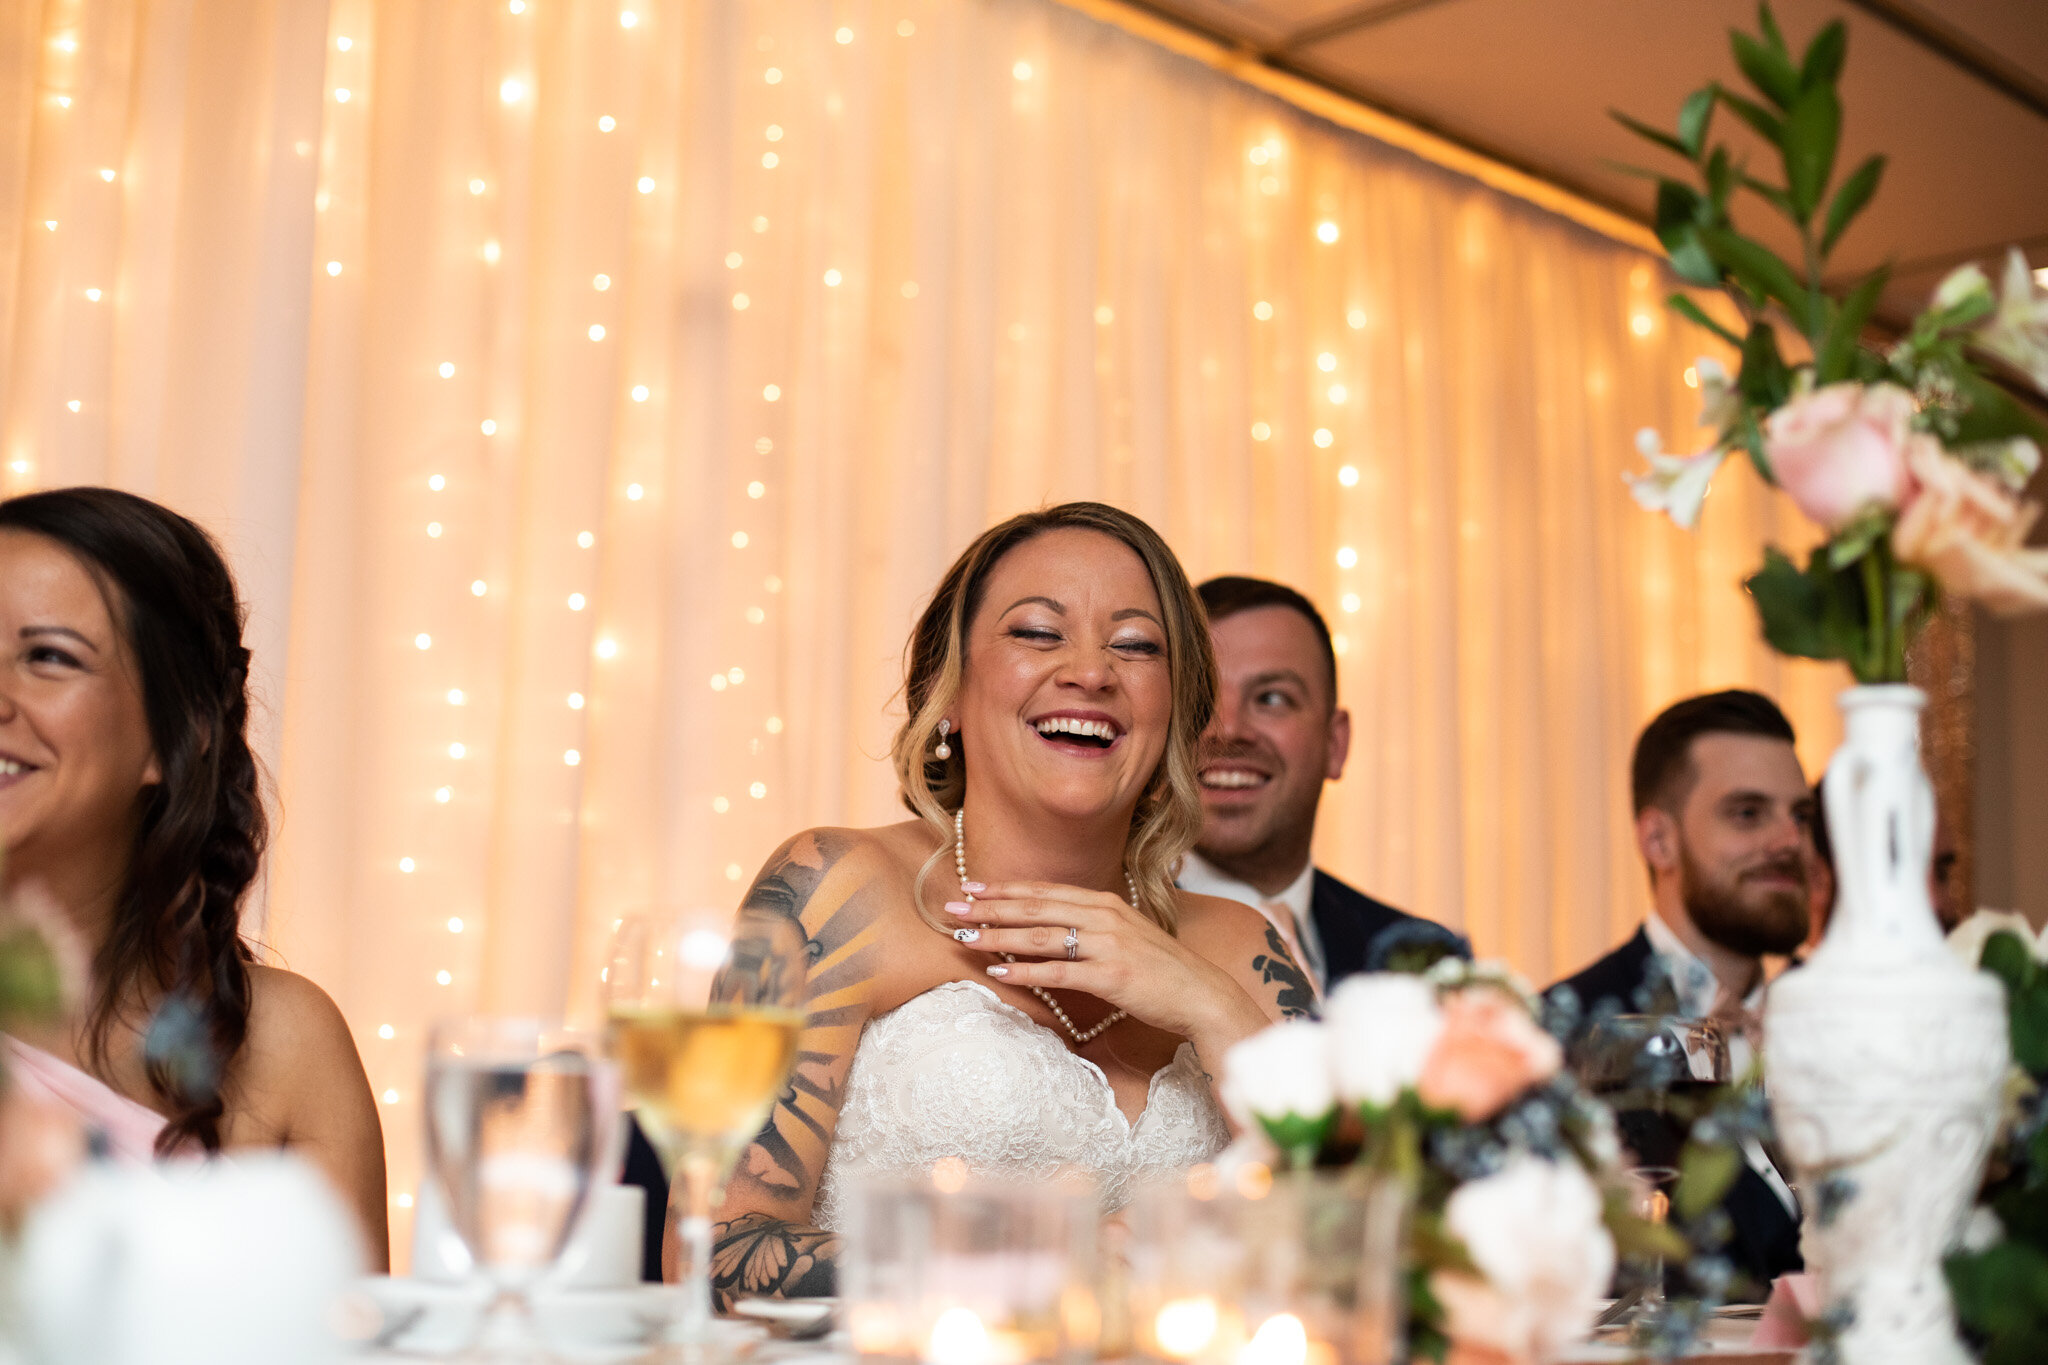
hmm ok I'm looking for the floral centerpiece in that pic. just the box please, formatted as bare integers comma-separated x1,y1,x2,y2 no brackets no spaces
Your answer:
1220,961,1696,1364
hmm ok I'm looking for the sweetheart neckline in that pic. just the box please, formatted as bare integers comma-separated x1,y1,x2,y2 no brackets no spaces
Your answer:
873,978,1203,1131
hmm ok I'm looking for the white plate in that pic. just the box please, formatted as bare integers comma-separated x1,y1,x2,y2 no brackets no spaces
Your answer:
359,1276,674,1352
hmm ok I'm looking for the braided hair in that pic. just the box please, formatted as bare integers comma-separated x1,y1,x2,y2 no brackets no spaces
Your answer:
0,487,263,1153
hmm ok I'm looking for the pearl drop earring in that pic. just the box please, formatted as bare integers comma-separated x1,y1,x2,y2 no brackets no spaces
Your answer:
934,719,952,761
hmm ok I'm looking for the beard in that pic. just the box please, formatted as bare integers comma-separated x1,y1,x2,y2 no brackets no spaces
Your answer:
1680,843,1810,958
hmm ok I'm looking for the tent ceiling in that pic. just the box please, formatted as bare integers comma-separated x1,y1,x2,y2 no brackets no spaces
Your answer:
1133,0,2048,351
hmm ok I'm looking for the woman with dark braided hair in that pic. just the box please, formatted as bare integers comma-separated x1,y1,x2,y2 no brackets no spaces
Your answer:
0,487,387,1265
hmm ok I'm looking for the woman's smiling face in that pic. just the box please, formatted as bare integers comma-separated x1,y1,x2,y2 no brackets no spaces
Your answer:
954,527,1173,824
0,530,160,881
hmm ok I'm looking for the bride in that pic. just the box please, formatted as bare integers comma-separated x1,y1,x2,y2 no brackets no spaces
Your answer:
705,502,1313,1304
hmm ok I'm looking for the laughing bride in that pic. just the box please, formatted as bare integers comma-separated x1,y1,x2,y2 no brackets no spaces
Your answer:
704,502,1313,1304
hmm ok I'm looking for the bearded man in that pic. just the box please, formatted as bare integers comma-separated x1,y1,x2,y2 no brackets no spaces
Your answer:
1548,688,1813,1290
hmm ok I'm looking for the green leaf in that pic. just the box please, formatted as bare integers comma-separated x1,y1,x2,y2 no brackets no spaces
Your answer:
1732,29,1801,110
1827,506,1890,569
1704,146,1737,211
1747,547,1834,660
1781,83,1842,222
1676,1140,1742,1221
1677,87,1717,158
1738,173,1797,219
1947,1240,2048,1339
1820,155,1886,258
1701,225,1809,317
1737,322,1793,410
1669,231,1722,287
1889,565,1933,633
2014,985,2048,1073
1667,292,1744,348
1982,929,2035,991
1653,180,1705,238
1256,1111,1336,1170
1801,20,1847,90
1757,2,1791,59
1612,109,1689,160
1953,370,2048,446
1717,86,1786,144
1817,264,1891,383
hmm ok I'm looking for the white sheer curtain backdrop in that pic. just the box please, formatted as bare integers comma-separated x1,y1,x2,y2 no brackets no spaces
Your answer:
2,0,1847,1257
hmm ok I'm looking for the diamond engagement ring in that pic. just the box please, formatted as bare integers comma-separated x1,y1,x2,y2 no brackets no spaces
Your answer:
1064,928,1080,961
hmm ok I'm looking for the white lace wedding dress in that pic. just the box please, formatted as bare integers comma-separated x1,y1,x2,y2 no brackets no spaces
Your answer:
811,980,1230,1230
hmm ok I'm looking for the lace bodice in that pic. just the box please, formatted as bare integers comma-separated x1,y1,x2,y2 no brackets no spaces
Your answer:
811,981,1230,1231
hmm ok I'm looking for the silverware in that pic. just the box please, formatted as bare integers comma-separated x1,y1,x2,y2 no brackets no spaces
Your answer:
369,1304,427,1350
1592,1287,1644,1330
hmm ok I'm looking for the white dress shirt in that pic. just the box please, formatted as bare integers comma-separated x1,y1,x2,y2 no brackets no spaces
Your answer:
1178,853,1325,991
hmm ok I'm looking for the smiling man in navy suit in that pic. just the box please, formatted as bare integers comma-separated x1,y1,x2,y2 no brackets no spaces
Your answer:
1181,576,1464,992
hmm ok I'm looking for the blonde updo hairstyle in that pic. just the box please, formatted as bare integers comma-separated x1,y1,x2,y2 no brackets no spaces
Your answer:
890,502,1217,936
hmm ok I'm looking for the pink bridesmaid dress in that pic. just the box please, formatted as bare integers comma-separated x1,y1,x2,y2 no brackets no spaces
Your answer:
3,1034,167,1160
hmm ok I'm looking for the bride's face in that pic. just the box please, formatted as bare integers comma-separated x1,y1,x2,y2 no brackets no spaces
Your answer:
956,527,1173,824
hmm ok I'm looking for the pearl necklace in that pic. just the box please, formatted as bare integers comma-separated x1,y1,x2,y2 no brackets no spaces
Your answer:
953,806,1132,1046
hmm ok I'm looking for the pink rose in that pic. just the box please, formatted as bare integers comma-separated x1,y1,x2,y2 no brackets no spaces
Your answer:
1893,436,2048,616
1416,987,1563,1122
1762,382,1917,529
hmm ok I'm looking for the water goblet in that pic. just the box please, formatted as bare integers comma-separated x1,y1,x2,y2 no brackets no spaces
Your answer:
424,1017,612,1361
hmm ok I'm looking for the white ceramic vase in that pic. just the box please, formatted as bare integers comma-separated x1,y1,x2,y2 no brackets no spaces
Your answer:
1764,684,2008,1365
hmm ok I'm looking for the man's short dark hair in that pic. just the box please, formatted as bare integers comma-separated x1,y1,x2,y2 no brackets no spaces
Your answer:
1631,689,1797,814
1197,575,1337,697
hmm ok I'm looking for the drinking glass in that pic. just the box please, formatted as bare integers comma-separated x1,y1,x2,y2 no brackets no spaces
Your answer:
1626,1165,1681,1313
424,1017,612,1361
603,905,810,1357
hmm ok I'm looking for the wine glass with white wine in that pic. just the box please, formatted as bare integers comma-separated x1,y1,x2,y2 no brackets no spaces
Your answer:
604,905,808,1357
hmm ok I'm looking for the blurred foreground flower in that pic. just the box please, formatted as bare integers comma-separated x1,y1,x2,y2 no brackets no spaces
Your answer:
1893,437,2048,615
1434,1153,1615,1363
1626,432,1727,531
1762,382,1918,530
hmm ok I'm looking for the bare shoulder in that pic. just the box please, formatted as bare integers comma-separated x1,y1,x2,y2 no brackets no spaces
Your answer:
1173,891,1317,1022
241,964,360,1071
1174,891,1271,957
742,824,917,929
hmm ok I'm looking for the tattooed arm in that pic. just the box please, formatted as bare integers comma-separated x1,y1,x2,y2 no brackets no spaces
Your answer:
678,830,885,1306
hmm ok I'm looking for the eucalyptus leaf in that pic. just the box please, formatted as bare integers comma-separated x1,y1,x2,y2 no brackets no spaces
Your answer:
1667,292,1744,348
1612,108,1690,159
1781,83,1841,222
1817,264,1890,383
1731,29,1800,110
1737,323,1792,408
1702,226,1808,316
1669,233,1722,288
1738,173,1796,219
1676,1141,1742,1221
1820,155,1884,257
1677,87,1716,157
1717,87,1786,144
1800,20,1847,90
1654,180,1705,237
1953,370,2048,446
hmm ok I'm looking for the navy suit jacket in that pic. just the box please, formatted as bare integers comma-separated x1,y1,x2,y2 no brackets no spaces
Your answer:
1310,870,1467,986
1545,929,1803,1294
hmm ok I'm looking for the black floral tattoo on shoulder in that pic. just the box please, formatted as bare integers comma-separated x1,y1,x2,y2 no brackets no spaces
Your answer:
1252,923,1316,1019
711,1213,839,1307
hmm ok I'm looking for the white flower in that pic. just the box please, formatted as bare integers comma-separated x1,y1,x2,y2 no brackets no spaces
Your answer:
1948,908,2048,967
1324,974,1443,1107
1962,1205,2005,1254
1980,248,2048,390
1219,1019,1335,1128
1437,1154,1616,1361
1625,428,1728,531
1934,261,1993,315
1694,356,1740,431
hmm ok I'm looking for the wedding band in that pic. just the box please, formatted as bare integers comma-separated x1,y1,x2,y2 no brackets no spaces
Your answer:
1064,928,1080,961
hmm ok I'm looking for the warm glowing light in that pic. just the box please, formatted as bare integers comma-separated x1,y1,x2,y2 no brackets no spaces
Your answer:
395,1192,413,1208
927,1307,991,1365
1348,308,1367,329
765,716,784,733
84,288,101,301
447,689,466,706
835,26,853,43
753,216,769,233
1338,465,1359,486
762,384,781,402
1240,1314,1308,1365
567,593,586,611
1328,384,1348,403
1335,546,1358,568
588,323,606,341
508,0,524,11
43,221,56,232
725,863,744,881
761,152,779,169
680,929,728,966
1251,422,1272,441
1316,221,1339,243
596,638,618,659
415,633,433,650
447,917,464,933
378,1024,395,1040
577,531,595,548
468,178,486,195
590,274,610,294
334,88,351,103
1313,429,1333,448
728,667,746,684
480,419,497,435
1631,313,1655,336
631,385,650,402
99,168,116,182
438,361,456,377
426,522,443,538
637,175,655,193
483,240,501,264
436,970,453,985
1317,352,1337,372
745,606,765,624
1153,1297,1220,1359
470,580,486,596
755,437,774,454
747,481,765,498
709,674,729,692
749,781,767,799
898,19,915,35
619,9,638,27
399,857,416,873
1012,60,1033,81
326,260,343,276
764,575,783,593
731,531,750,549
1341,593,1361,613
823,268,842,286
1683,366,1700,388
448,742,467,759
1252,300,1273,321
733,293,750,310
435,787,452,803
337,36,352,50
381,1089,400,1104
54,97,70,108
499,77,527,104
429,474,446,491
626,482,644,501
1249,147,1269,165
66,400,80,413
765,125,783,143
901,281,919,298
1095,304,1114,325
598,115,616,132
726,252,744,268
764,67,782,84
568,692,585,710
564,749,581,766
